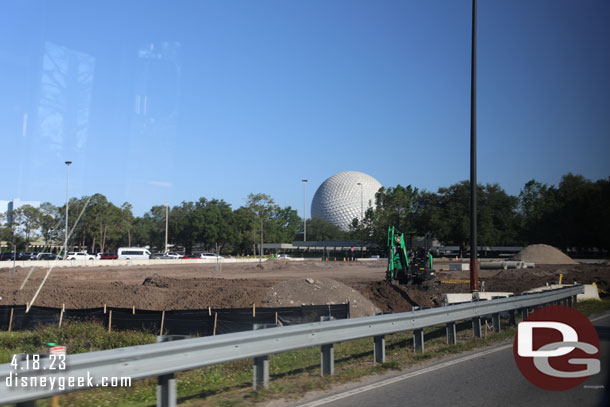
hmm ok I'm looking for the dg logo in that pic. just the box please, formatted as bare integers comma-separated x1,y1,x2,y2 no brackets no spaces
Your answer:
513,305,600,391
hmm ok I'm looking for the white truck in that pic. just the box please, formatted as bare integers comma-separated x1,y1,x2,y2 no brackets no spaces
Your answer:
118,247,151,260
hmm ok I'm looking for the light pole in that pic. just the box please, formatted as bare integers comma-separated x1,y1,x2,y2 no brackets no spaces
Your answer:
356,182,363,222
302,179,308,242
469,0,479,292
165,201,169,254
64,161,72,257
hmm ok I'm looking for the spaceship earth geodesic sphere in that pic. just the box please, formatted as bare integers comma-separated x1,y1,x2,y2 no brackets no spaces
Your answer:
311,171,383,232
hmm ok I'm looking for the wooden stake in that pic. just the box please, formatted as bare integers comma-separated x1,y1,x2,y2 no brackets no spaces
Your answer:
104,304,107,314
8,308,14,332
160,310,165,336
62,303,65,312
213,312,218,336
208,306,211,316
132,305,135,315
108,310,113,333
275,311,278,325
58,309,64,328
253,303,256,318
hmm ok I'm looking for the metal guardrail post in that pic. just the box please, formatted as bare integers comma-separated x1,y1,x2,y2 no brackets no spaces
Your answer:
157,374,176,407
521,307,529,320
253,324,270,389
567,296,573,307
373,335,385,363
446,322,457,345
508,310,516,326
253,356,269,390
155,335,187,407
413,329,424,353
492,313,501,332
321,344,334,376
472,317,482,338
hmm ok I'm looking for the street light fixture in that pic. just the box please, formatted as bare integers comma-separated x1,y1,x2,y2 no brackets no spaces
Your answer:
302,179,308,242
64,161,72,257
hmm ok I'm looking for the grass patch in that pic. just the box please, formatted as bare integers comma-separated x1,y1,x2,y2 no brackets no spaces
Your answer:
0,321,156,365
575,297,610,316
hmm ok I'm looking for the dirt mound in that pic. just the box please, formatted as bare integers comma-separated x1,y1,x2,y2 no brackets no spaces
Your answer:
512,244,578,264
142,275,172,288
353,282,437,312
265,278,380,318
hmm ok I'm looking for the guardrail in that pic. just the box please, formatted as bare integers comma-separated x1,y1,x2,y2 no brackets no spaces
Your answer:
0,285,584,407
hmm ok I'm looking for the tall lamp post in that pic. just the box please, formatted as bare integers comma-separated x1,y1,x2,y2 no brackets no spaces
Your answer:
64,161,72,257
469,0,479,292
302,179,308,242
356,182,363,222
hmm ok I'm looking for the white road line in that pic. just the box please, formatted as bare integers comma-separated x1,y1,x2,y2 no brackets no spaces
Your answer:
590,313,610,322
297,344,513,407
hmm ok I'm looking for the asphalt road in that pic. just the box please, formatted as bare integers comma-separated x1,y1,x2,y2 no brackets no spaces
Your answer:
296,312,610,407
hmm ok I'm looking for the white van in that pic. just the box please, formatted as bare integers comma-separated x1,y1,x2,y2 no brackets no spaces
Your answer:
117,247,151,260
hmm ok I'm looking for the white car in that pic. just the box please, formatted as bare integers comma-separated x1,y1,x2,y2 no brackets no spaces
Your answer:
164,252,183,259
278,254,290,259
200,253,223,259
65,252,95,260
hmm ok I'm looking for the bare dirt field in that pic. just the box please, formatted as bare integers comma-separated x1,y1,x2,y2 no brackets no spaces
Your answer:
0,259,607,313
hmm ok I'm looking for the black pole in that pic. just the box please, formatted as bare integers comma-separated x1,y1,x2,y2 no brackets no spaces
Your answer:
470,0,479,292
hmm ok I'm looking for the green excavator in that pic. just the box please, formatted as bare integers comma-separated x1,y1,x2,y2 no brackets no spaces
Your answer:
385,226,435,285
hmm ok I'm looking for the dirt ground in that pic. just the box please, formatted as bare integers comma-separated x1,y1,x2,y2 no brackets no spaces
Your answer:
0,259,607,313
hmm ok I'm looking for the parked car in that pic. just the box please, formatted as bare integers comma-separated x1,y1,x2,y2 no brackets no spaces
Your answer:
200,253,223,259
37,253,62,260
65,252,95,260
150,253,171,259
164,252,183,259
96,253,118,260
0,252,18,261
182,254,200,259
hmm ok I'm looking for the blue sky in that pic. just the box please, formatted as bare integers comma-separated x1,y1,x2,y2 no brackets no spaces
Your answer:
1,0,608,216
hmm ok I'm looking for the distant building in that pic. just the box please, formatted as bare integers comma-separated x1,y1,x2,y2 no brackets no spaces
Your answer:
311,171,383,231
1,199,41,223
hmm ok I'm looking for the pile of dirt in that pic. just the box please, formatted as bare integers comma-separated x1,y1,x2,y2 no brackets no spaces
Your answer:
142,275,172,288
512,244,579,264
353,282,438,313
265,278,380,318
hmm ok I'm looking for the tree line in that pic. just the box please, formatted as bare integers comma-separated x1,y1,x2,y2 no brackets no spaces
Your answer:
1,173,608,255
349,173,609,255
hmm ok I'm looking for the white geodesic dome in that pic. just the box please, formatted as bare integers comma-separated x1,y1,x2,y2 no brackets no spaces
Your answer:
311,171,383,231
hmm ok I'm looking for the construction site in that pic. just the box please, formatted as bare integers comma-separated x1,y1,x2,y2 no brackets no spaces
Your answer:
0,244,607,320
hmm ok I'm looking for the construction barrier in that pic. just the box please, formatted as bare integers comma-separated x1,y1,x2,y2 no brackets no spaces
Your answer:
0,304,349,336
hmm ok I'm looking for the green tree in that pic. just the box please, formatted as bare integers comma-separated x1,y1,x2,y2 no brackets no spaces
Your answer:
245,193,276,256
120,202,135,247
16,205,41,247
309,217,347,241
38,202,60,247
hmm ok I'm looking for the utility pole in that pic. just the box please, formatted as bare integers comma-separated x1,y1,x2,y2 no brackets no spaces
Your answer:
260,216,263,265
64,161,72,257
302,179,308,242
165,201,169,254
469,0,479,292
